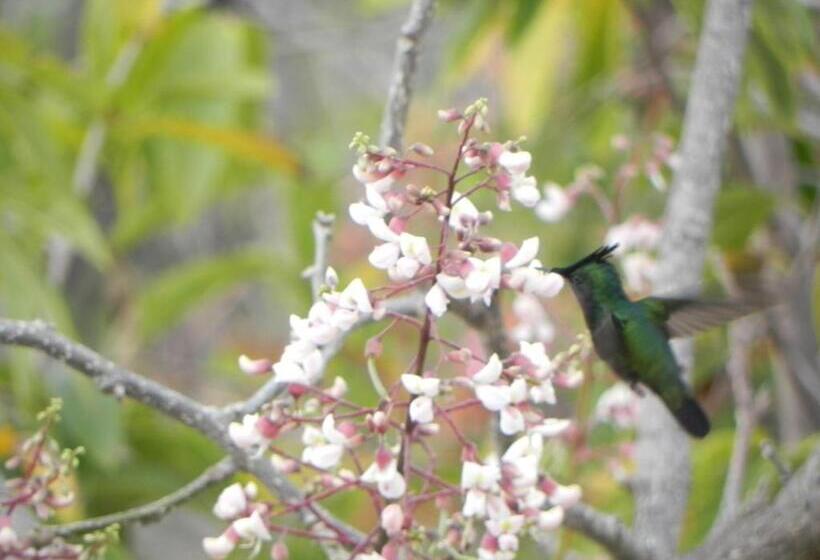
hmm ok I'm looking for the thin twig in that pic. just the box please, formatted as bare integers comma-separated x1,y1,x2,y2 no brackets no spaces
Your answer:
564,503,654,560
379,0,436,151
33,457,238,544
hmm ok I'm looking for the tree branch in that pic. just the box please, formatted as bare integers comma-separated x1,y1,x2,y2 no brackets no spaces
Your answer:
33,457,237,543
564,503,654,560
688,446,820,560
0,319,224,441
379,0,436,151
637,0,754,554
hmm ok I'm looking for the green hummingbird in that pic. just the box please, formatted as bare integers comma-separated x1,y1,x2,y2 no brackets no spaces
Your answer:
552,244,766,438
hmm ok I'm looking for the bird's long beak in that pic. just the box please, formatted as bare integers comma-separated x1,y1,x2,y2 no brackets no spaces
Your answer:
550,266,569,277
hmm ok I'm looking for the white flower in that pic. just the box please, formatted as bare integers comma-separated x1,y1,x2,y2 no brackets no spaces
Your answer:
448,192,481,233
518,341,554,378
464,257,501,304
366,217,400,243
0,526,19,549
475,384,511,412
362,457,406,499
622,252,656,293
510,175,540,208
399,233,432,266
229,414,264,449
349,201,385,226
548,483,582,508
486,514,525,553
233,511,271,541
369,242,401,269
436,273,470,299
301,415,347,470
537,506,565,530
473,353,503,384
595,383,639,428
533,418,571,437
529,379,556,404
401,374,440,397
409,396,435,424
506,263,564,298
511,294,555,343
339,278,373,315
461,461,501,518
604,217,661,253
499,406,525,435
203,535,235,559
213,483,247,520
498,150,532,175
504,237,539,269
424,284,449,317
535,183,572,222
380,504,404,537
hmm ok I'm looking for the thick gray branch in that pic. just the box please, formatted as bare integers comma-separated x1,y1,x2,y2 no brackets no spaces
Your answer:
33,457,237,543
379,0,436,151
0,319,224,441
636,0,753,554
564,504,654,560
688,446,820,560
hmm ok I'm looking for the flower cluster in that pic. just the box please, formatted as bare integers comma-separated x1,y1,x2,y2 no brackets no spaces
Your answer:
211,100,585,559
1,399,118,560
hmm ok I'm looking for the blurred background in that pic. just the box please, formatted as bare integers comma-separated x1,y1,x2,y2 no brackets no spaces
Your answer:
0,0,817,557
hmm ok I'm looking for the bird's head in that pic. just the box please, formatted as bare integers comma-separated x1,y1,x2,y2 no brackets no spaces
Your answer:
550,244,622,300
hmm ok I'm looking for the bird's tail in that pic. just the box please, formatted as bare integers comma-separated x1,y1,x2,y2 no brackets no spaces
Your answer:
671,395,711,438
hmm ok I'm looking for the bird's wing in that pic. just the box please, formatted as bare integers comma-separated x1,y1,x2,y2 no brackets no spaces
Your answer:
639,297,770,338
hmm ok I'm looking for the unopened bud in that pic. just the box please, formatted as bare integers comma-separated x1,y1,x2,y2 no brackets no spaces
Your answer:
437,108,462,122
271,540,289,560
380,504,404,537
409,142,434,157
365,338,383,359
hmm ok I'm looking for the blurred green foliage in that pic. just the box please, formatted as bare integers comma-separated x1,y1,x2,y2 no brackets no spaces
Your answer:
0,0,817,558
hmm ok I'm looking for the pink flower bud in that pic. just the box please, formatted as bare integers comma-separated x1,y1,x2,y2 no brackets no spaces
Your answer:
288,384,307,398
376,446,393,470
380,504,404,537
238,355,273,376
387,216,406,235
369,411,388,434
437,108,462,122
499,242,518,263
271,541,289,560
365,338,383,358
409,142,435,157
337,421,357,440
256,416,281,440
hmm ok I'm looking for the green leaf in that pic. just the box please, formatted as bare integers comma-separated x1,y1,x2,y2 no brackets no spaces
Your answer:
132,250,283,341
505,0,546,45
713,187,775,250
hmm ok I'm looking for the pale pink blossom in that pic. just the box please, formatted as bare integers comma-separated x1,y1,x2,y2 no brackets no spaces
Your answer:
213,483,248,520
380,504,404,537
535,183,572,222
203,534,236,559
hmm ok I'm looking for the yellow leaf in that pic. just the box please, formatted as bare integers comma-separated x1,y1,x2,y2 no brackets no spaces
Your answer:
0,424,17,456
502,0,574,132
125,117,300,175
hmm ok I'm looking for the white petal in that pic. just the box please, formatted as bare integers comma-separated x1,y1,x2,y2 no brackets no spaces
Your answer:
233,511,271,541
436,274,470,299
213,483,247,520
535,418,571,437
504,237,540,269
535,184,571,222
462,489,487,518
367,218,400,242
498,150,532,175
473,353,503,384
409,396,435,424
500,407,525,435
401,374,424,395
349,201,382,225
475,384,511,412
424,284,449,317
538,506,565,530
203,535,235,559
342,278,373,314
369,242,400,269
390,256,421,280
532,271,564,298
378,472,406,499
512,176,540,208
304,444,344,469
273,360,307,384
461,461,482,489
399,233,432,265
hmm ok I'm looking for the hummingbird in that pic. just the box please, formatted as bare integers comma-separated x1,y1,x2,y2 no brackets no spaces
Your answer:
551,244,767,438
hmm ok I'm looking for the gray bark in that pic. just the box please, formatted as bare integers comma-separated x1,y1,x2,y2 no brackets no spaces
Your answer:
636,0,754,555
